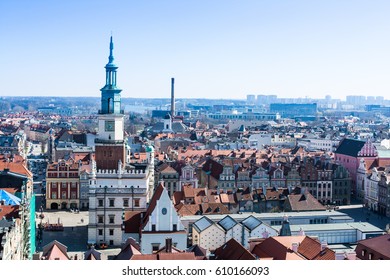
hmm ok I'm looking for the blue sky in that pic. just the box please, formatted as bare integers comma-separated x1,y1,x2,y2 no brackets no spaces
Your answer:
1,0,390,100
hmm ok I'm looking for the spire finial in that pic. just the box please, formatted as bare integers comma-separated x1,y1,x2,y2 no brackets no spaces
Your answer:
108,35,114,64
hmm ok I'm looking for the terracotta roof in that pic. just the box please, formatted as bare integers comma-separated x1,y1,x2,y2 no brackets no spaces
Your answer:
214,238,256,260
200,203,230,215
0,160,32,177
187,244,207,259
172,190,184,205
71,152,92,163
160,165,178,174
114,238,142,260
251,236,335,260
84,247,102,260
356,234,390,259
297,237,335,260
124,211,142,234
0,205,19,219
202,158,223,180
183,184,195,198
285,193,326,212
131,254,158,260
158,252,197,260
251,236,305,260
175,203,201,216
42,240,70,260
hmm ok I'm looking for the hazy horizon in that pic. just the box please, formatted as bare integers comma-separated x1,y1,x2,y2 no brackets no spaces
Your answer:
2,1,390,100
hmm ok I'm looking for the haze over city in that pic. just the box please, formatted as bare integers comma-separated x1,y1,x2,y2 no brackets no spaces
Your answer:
1,1,390,100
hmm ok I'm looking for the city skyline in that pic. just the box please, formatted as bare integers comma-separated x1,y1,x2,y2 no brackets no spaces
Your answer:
2,1,390,100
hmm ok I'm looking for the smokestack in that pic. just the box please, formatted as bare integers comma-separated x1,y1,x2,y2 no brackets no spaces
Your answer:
171,77,175,118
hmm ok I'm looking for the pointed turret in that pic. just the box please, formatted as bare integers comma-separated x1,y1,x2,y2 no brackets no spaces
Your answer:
108,36,115,65
100,36,122,114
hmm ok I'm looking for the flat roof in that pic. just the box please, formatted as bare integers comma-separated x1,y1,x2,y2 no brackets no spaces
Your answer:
273,222,384,233
181,210,351,222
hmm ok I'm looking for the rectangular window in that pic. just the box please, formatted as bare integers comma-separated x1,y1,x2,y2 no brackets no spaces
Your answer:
98,199,103,207
61,191,67,199
109,199,115,207
173,224,177,231
109,229,114,236
71,191,77,199
123,199,129,207
98,229,103,236
98,215,104,223
134,198,140,207
109,240,114,246
51,192,57,199
109,215,115,224
152,243,160,252
152,224,156,231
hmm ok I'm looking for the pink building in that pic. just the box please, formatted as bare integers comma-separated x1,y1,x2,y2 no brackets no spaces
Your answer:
335,139,377,198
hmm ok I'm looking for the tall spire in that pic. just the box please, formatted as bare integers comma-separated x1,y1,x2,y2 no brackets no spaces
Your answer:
108,36,114,64
100,35,122,115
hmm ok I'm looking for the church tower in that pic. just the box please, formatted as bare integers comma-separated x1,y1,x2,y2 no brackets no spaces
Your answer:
95,36,126,170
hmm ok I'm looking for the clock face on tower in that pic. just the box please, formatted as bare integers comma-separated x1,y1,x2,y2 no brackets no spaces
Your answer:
105,120,115,132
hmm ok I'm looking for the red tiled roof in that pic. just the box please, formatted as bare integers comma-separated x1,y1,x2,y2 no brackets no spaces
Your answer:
356,234,390,259
285,193,326,211
131,252,197,260
175,203,200,216
42,240,70,260
124,211,142,234
114,238,142,260
0,160,32,177
251,236,305,260
298,237,335,260
214,238,256,260
0,205,19,219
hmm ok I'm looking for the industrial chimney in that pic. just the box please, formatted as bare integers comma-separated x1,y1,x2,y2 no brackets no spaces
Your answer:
171,77,175,118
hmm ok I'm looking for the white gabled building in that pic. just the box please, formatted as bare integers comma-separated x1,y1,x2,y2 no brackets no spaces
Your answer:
140,183,187,254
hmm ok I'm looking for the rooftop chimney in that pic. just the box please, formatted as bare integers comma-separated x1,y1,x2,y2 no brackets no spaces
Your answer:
320,240,328,251
171,78,175,118
165,237,173,253
335,251,345,260
291,242,299,253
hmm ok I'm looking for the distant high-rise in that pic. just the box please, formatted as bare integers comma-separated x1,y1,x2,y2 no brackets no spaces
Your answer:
346,95,366,106
257,94,277,105
270,103,317,119
246,94,256,105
